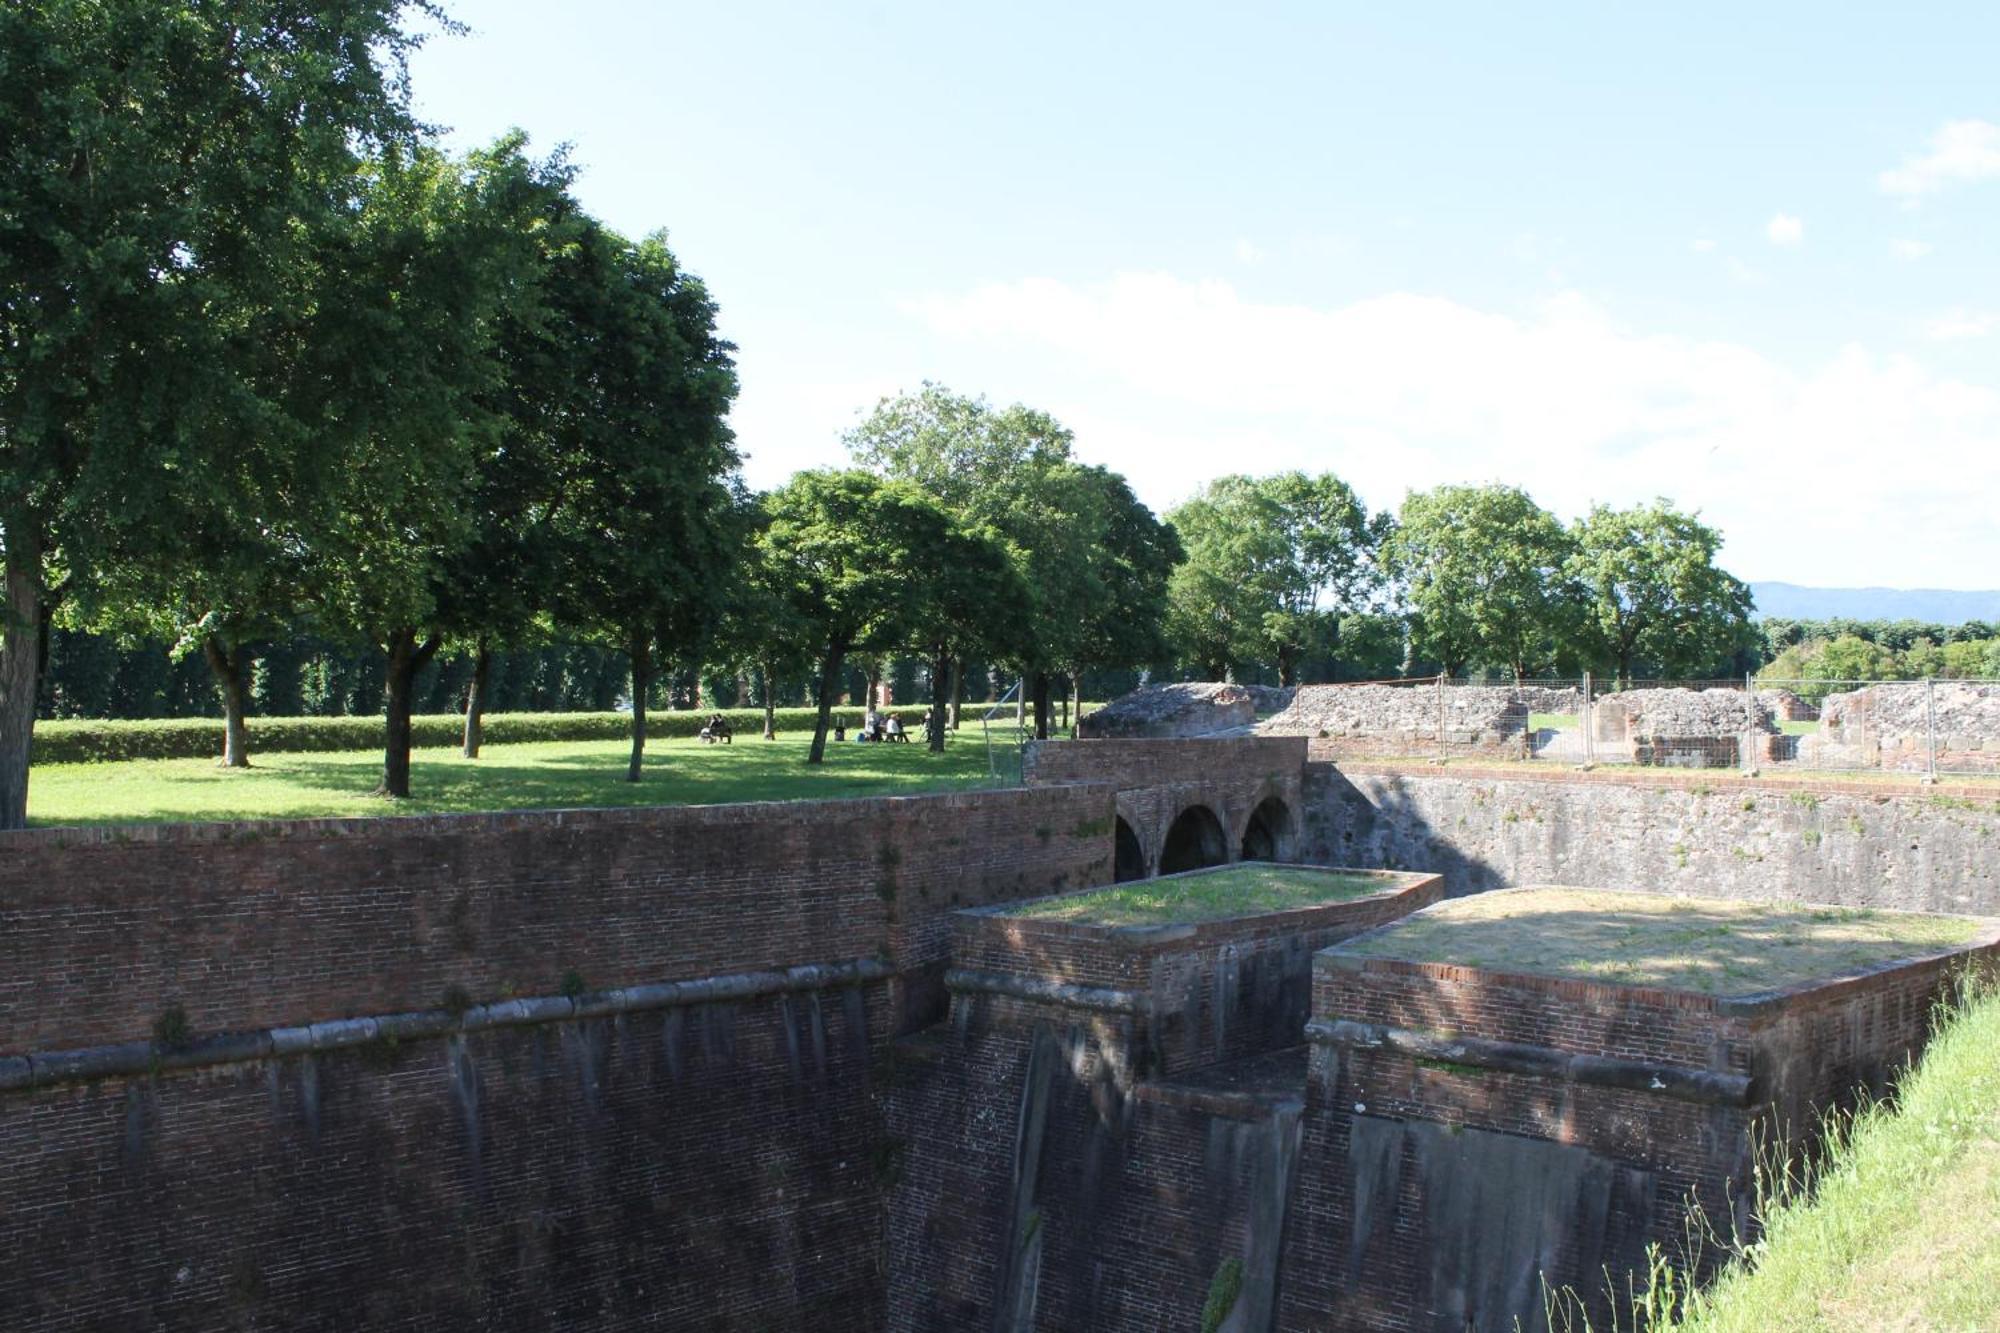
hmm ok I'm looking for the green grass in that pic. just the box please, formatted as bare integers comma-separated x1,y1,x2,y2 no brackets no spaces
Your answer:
1002,864,1396,927
1779,720,1821,736
1531,712,1580,730
1640,980,2000,1332
1335,888,1987,994
24,733,1011,827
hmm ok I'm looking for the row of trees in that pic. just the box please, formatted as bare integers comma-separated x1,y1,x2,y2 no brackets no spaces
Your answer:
1165,479,1755,686
2,1,746,826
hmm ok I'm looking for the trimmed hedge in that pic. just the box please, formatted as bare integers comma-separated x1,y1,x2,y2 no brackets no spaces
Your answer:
30,706,958,766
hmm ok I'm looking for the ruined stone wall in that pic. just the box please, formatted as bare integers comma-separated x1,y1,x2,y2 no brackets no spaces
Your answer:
1305,763,2000,914
0,786,1113,1331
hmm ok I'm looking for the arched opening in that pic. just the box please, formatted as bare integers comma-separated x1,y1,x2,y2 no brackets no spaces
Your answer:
1240,796,1293,862
1114,817,1147,882
1159,805,1228,875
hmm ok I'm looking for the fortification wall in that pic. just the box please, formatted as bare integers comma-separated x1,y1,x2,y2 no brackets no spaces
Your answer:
0,785,1111,1055
1305,764,2000,914
0,786,1113,1332
1282,939,1998,1331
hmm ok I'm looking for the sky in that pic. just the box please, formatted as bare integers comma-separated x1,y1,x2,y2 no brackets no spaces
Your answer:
406,2,2000,590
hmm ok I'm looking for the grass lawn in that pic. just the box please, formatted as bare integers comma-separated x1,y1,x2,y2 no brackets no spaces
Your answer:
1659,981,2000,1331
1530,712,1580,730
1003,864,1398,927
1335,887,1988,994
1779,719,1821,736
24,733,1010,827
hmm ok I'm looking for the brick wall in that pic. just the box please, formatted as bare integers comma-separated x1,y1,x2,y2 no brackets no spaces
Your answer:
0,784,1112,1056
0,986,891,1331
1279,938,2000,1331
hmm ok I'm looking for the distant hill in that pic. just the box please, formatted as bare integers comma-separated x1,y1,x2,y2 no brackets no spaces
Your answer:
1751,582,2000,624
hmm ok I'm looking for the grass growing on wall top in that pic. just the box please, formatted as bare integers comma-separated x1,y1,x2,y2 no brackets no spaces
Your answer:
1004,864,1394,927
24,734,1005,827
1336,888,1988,994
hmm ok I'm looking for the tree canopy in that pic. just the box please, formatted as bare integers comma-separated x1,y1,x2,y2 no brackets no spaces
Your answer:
1567,500,1754,683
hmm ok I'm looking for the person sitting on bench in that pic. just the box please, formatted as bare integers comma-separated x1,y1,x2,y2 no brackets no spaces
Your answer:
884,714,907,742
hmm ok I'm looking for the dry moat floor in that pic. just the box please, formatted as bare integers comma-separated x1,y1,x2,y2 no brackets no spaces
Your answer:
1337,886,1990,994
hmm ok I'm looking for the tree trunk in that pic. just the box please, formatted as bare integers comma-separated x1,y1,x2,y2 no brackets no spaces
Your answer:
201,634,253,767
1016,678,1027,733
760,659,778,740
463,638,491,759
866,661,881,711
627,629,651,783
1058,679,1068,733
808,642,847,765
379,628,440,799
1067,671,1082,738
1278,650,1298,688
1032,671,1052,740
929,647,950,753
950,658,965,730
0,541,42,831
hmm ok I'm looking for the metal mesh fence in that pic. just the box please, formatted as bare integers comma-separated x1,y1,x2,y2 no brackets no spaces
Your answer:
1305,675,2000,780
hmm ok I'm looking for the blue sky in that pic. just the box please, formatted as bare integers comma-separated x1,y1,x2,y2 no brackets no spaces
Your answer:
407,2,2000,589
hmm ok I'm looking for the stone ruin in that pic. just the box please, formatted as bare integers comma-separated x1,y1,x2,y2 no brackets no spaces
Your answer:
1078,681,1292,739
1758,687,1816,722
1258,684,1528,757
1814,681,2000,773
1591,687,1775,769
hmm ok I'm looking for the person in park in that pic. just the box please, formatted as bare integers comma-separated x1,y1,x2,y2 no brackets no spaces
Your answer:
885,714,906,742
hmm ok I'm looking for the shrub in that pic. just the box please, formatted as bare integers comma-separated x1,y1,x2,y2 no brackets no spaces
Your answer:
31,707,943,766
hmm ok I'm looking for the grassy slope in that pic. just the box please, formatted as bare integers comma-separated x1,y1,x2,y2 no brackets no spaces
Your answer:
1337,889,1985,994
24,734,1007,827
1006,864,1391,926
1668,982,2000,1332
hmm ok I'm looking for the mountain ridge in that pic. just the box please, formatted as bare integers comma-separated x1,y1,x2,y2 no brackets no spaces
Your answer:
1751,582,2000,623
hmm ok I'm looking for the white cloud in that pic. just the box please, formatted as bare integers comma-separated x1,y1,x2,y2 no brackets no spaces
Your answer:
1691,238,1717,254
1926,309,1999,341
905,272,2000,586
1725,258,1766,286
1880,119,2000,198
1234,237,1265,265
1890,238,1933,261
1766,214,1803,246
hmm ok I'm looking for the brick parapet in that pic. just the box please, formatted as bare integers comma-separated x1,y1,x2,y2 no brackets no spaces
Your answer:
0,783,1113,1056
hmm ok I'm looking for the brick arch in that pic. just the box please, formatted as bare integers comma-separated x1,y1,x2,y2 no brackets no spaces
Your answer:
1238,792,1297,862
1159,804,1230,874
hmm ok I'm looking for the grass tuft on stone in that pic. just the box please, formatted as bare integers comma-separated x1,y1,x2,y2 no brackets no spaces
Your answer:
1336,887,1988,994
1003,864,1395,927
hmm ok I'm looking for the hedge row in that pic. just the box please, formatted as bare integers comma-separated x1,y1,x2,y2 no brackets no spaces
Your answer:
31,706,955,766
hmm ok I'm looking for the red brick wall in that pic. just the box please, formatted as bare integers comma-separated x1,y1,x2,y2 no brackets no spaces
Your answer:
0,988,892,1331
0,784,1113,1056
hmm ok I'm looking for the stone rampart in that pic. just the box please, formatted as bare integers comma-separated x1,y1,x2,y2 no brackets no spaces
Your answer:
1305,762,2000,914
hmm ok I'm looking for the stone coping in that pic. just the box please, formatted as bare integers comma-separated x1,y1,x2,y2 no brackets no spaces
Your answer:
1319,886,2000,1016
1323,757,2000,804
0,778,1112,851
958,864,1439,947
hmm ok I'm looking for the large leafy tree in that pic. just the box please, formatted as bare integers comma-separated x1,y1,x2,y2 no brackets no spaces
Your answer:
756,471,967,764
846,386,1176,739
0,0,439,827
1385,484,1576,680
548,226,740,783
302,140,558,799
1165,472,1381,684
1568,500,1754,683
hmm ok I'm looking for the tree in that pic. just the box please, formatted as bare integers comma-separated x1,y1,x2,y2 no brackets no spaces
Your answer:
1058,467,1180,729
712,507,819,743
756,471,965,763
542,228,741,783
1386,484,1575,680
1567,500,1754,684
0,0,438,827
1164,472,1381,684
903,523,1029,752
300,140,556,799
846,383,1074,731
